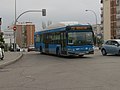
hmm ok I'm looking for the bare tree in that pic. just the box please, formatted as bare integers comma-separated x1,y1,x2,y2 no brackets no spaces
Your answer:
47,21,52,26
42,22,46,29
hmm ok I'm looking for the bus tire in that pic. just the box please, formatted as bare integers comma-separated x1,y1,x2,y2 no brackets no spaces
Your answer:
40,46,43,53
79,55,84,57
56,48,60,56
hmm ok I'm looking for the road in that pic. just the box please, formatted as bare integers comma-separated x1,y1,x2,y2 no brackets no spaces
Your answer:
0,50,120,90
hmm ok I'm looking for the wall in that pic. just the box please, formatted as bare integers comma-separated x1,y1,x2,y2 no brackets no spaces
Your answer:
103,0,111,41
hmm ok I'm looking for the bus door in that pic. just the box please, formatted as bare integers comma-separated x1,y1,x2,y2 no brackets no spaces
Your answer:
44,34,49,53
60,32,67,54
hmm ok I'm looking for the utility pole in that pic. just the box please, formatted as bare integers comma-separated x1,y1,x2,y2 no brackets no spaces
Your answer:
13,0,17,51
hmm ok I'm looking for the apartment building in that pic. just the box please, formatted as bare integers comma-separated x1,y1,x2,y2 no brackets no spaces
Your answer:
101,0,119,40
3,30,14,46
16,22,35,48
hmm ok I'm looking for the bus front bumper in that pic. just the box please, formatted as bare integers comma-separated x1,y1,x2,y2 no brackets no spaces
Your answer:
67,50,94,56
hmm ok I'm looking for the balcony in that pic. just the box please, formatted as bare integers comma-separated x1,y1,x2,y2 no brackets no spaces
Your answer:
101,21,103,24
101,7,103,10
101,13,103,17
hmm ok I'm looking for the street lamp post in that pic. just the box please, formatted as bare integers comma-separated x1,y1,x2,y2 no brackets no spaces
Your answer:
13,0,17,51
85,10,98,46
15,10,46,23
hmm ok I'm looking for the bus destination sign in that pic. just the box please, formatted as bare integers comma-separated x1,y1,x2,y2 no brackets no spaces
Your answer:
70,26,91,30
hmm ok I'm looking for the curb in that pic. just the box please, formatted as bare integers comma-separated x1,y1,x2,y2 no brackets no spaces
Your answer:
0,53,23,69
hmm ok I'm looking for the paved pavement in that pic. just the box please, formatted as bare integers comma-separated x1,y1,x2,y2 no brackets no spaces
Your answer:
0,49,99,69
0,52,23,68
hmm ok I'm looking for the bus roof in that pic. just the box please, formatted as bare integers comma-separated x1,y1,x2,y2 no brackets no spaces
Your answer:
35,22,92,34
45,22,79,30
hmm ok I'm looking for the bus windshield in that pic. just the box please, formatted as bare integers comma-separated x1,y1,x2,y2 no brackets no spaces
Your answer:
68,32,94,46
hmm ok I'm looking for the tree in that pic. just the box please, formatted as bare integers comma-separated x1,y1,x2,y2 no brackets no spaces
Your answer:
47,21,52,26
42,22,46,29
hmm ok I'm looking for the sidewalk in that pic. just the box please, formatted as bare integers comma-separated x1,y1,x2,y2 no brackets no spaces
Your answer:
0,52,23,68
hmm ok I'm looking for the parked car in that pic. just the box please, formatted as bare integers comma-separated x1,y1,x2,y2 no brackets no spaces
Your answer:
27,45,35,52
9,44,21,52
101,39,120,56
0,48,4,60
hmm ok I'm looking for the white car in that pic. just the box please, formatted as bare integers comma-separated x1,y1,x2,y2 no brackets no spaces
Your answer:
0,48,4,60
27,45,35,52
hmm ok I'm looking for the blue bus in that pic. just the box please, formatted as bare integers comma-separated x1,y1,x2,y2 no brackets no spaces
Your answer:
34,22,94,56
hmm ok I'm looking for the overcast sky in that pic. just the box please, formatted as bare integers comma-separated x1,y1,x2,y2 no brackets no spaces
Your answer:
0,0,101,31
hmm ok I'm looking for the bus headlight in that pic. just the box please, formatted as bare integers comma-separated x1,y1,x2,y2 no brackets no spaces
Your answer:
68,48,75,52
85,47,88,50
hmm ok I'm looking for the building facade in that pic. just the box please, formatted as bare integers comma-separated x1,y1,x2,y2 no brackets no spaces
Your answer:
3,30,14,46
16,22,35,48
116,0,120,38
101,0,119,40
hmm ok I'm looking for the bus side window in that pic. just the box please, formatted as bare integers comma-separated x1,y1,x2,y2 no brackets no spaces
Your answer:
36,34,40,43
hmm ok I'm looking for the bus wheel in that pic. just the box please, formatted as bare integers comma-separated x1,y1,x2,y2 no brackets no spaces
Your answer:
56,48,60,56
40,46,43,53
79,55,84,57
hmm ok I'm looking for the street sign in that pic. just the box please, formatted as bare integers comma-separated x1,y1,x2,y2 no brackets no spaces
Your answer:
13,26,16,31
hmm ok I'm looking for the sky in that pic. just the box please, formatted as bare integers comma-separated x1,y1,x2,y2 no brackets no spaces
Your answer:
0,0,101,31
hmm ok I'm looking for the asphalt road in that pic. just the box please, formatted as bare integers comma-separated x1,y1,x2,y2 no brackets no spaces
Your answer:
0,50,120,90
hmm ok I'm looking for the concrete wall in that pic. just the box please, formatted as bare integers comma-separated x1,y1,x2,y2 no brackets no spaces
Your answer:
103,0,111,41
116,0,120,38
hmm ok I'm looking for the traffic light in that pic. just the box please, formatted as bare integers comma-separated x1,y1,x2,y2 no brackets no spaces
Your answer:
42,9,46,16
